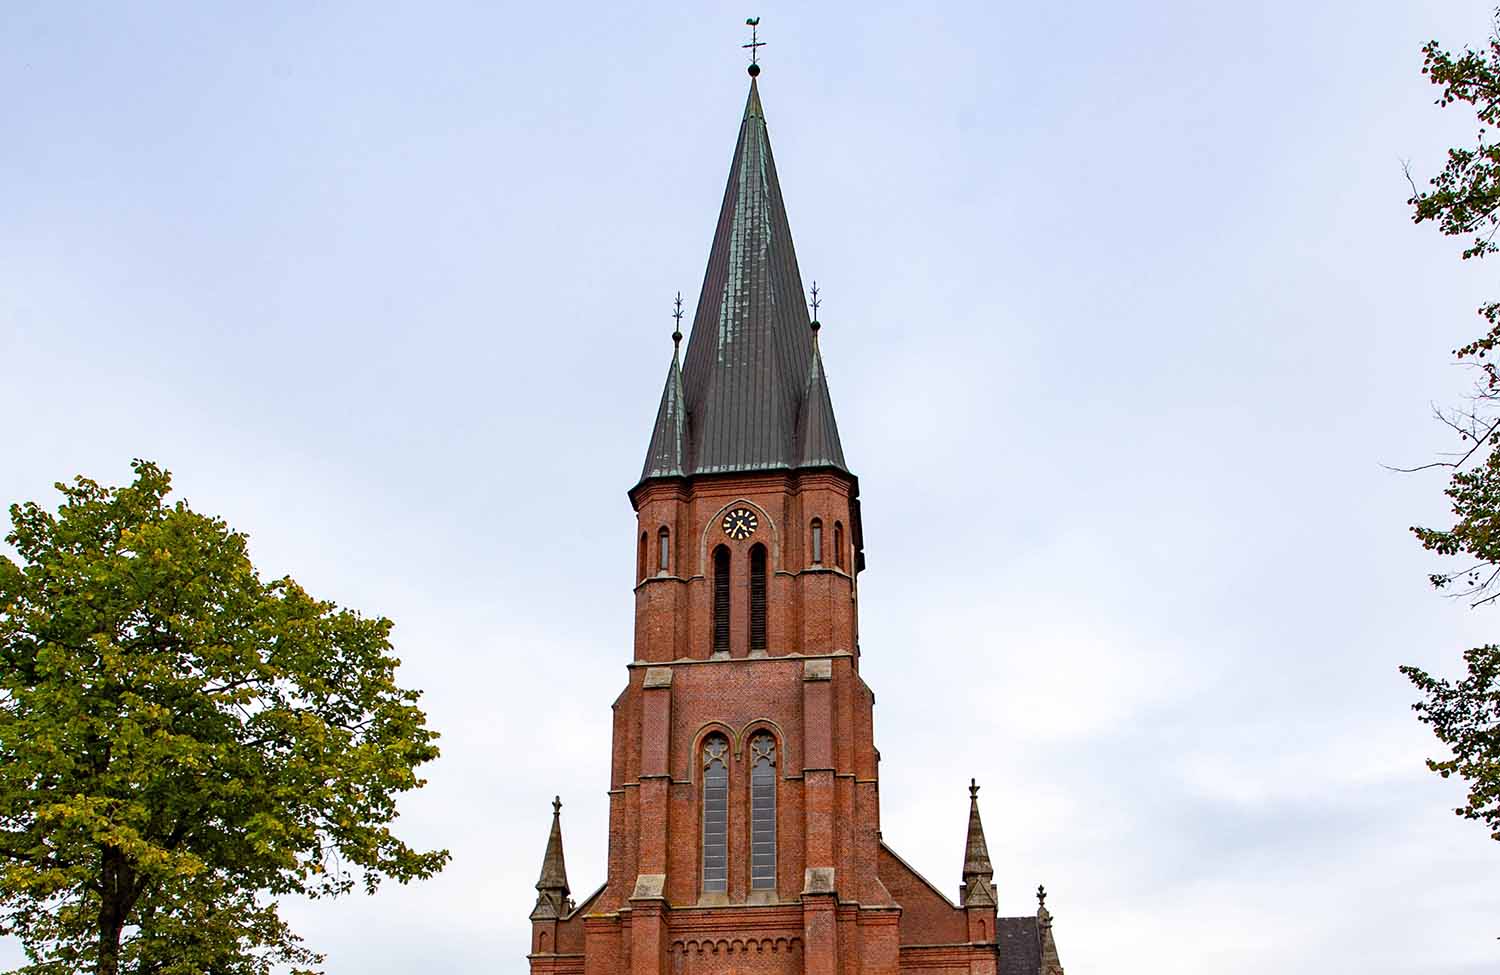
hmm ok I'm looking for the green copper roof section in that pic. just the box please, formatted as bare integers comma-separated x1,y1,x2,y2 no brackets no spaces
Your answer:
646,77,848,481
640,345,688,481
795,330,846,470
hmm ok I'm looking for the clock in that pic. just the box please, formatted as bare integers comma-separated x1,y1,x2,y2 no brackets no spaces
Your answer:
722,508,758,540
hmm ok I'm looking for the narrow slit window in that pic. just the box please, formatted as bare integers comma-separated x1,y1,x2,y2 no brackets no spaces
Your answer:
658,527,670,573
702,735,730,893
834,522,844,569
810,519,823,565
749,544,767,651
712,546,731,654
749,733,777,890
638,532,648,582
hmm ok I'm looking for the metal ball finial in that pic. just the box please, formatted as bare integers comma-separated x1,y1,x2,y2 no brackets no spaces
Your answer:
748,62,761,77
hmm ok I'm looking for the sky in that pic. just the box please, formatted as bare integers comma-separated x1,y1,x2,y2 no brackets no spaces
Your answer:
3,1,1500,972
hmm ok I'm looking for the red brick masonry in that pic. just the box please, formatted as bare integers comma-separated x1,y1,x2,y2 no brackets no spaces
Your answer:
527,470,1060,975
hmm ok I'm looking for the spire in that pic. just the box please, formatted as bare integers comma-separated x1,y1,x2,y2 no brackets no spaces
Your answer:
959,779,996,908
1037,885,1065,975
640,297,689,481
531,796,571,921
795,290,847,470
635,76,849,486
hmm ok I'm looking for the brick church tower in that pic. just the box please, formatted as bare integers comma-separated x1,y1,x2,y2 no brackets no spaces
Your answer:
527,64,1068,975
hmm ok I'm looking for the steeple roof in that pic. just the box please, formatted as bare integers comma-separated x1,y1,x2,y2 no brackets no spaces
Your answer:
795,327,847,470
638,77,849,485
960,779,997,908
640,344,688,480
531,796,571,921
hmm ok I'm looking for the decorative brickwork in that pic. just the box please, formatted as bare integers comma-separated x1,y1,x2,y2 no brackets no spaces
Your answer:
524,71,1066,975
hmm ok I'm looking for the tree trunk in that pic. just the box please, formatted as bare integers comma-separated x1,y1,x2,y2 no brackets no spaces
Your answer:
97,846,128,975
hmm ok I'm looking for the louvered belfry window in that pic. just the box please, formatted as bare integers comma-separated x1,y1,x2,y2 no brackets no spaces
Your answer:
712,546,731,654
702,735,730,892
749,544,767,651
749,733,777,889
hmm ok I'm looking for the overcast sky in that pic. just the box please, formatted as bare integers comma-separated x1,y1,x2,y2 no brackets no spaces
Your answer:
5,2,1500,972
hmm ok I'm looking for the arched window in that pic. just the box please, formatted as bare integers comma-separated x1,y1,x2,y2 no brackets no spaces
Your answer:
712,546,731,654
701,734,730,893
657,527,670,573
834,522,844,569
749,544,767,651
749,733,777,890
810,519,823,565
638,532,648,582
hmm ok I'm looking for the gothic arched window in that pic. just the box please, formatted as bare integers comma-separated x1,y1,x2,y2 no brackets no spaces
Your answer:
834,522,844,570
712,545,731,654
749,733,777,890
749,544,767,651
701,734,730,893
638,532,648,582
810,519,823,565
657,527,670,573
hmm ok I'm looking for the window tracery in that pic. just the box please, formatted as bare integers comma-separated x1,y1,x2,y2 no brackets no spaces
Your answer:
702,735,730,892
749,733,776,889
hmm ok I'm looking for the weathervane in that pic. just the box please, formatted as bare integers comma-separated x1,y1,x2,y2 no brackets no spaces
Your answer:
672,291,684,347
744,17,765,76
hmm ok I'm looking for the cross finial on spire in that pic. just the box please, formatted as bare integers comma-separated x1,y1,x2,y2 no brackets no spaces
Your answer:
672,291,684,347
553,795,562,815
809,281,821,334
969,777,979,799
744,17,765,76
1037,884,1047,907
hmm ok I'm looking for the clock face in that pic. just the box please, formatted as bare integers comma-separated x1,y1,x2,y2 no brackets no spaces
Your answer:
722,508,758,540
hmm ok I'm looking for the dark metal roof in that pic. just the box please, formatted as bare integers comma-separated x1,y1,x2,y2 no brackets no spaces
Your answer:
997,916,1042,975
640,346,688,481
795,333,847,470
638,78,849,485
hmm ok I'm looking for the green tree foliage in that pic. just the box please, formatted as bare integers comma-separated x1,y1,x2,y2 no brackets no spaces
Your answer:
1403,12,1500,844
0,462,449,974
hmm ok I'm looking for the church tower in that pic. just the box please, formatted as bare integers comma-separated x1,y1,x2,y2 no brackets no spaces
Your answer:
526,60,1067,975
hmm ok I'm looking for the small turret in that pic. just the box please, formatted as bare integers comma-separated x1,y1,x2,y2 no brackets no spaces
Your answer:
959,779,996,909
531,796,571,921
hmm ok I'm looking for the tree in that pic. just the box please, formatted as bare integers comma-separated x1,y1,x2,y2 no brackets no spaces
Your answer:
1402,11,1500,845
0,461,449,975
